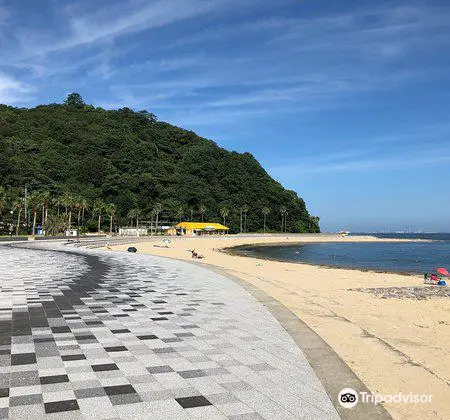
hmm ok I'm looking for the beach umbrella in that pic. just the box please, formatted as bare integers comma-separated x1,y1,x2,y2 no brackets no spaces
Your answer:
436,268,449,276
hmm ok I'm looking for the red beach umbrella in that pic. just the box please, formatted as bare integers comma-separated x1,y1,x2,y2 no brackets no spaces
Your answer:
436,268,449,276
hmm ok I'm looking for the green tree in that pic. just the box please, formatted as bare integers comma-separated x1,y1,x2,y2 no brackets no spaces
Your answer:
153,202,162,234
199,204,206,222
28,192,43,236
106,203,116,235
127,208,142,230
45,213,69,236
309,216,320,233
242,204,249,233
64,93,85,108
0,186,6,220
280,205,287,232
93,199,106,233
262,207,270,233
220,206,229,226
13,199,24,235
40,191,51,228
175,206,184,223
60,194,74,229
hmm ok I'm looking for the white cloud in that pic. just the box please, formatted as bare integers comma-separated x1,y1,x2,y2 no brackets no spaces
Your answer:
268,145,450,178
0,73,33,104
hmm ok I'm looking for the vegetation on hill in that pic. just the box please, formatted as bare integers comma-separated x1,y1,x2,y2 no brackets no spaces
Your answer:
0,94,320,235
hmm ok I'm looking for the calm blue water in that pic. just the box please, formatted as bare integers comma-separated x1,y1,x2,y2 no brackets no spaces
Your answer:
233,234,450,274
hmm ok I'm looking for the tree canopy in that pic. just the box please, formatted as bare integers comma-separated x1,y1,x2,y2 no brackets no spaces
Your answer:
0,94,319,233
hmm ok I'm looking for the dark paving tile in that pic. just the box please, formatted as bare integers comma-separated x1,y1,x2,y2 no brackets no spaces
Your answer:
137,335,157,340
40,374,69,385
146,365,174,374
175,395,212,409
162,338,182,343
92,363,119,372
178,369,205,379
44,399,79,413
111,329,130,334
151,317,168,321
103,384,136,396
104,346,127,352
75,335,97,342
11,353,37,365
51,326,71,334
175,332,194,338
74,387,107,399
109,393,142,405
0,408,8,419
61,354,86,361
0,388,9,398
153,347,175,354
86,321,103,326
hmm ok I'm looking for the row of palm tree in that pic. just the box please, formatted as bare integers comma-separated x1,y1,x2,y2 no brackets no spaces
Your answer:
0,189,117,236
0,187,320,235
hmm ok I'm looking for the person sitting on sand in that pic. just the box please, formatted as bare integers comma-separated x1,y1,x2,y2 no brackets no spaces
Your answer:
191,249,204,259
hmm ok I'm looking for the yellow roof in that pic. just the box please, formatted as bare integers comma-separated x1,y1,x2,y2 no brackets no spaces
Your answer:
176,222,229,230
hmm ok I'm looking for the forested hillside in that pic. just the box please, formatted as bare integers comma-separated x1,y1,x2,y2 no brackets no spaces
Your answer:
0,94,319,234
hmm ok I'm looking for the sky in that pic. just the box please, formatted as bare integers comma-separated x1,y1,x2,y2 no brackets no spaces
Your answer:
1,0,450,232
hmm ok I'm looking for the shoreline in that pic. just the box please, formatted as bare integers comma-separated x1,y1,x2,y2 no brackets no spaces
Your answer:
222,244,424,277
110,234,450,420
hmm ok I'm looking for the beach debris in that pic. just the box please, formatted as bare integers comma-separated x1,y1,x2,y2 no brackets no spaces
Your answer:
127,246,137,253
352,286,450,300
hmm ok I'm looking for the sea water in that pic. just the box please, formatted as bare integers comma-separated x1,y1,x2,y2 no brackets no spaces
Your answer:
232,233,450,274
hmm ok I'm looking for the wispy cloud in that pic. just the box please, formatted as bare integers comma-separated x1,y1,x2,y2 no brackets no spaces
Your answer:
0,73,33,104
268,144,450,179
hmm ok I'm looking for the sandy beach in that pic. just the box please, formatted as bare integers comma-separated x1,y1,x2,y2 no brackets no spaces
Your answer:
111,235,450,420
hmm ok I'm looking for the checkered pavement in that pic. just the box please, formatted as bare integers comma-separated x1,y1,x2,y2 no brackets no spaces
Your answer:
0,244,340,419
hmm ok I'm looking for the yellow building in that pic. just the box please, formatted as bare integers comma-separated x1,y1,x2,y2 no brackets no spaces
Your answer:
173,222,229,236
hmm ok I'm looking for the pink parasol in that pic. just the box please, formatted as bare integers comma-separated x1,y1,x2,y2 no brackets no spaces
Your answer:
436,268,449,276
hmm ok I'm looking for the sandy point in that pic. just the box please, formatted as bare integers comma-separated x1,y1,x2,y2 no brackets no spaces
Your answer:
110,234,450,420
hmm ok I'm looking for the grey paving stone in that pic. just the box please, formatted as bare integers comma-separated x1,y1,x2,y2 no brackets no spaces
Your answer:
0,244,340,420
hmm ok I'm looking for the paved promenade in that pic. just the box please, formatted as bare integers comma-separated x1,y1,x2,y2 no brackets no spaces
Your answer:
0,243,340,419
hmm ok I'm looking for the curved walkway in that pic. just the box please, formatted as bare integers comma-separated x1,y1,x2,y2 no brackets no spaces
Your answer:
0,243,339,420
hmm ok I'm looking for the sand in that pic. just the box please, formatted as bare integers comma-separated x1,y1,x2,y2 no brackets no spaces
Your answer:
111,235,450,420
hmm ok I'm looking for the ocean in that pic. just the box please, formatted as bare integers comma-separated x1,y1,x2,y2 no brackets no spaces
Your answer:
231,233,450,274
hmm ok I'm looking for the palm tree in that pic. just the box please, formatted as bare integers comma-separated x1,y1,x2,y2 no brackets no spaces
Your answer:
262,207,270,233
239,205,249,233
175,206,184,223
45,213,69,236
73,196,83,227
198,205,206,222
280,206,287,233
13,199,24,235
242,204,249,233
220,206,229,226
40,191,51,228
106,204,116,235
153,202,162,234
127,208,142,231
0,186,7,220
93,199,106,233
28,192,43,236
80,198,89,223
52,195,64,216
60,193,74,229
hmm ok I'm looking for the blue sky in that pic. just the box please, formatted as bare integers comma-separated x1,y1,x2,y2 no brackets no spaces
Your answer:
1,0,450,232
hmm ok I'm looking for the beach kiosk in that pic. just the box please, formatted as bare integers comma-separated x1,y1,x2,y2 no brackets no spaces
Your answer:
174,222,229,236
